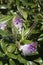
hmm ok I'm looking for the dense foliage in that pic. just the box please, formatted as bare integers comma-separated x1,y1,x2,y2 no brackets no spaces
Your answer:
0,0,43,65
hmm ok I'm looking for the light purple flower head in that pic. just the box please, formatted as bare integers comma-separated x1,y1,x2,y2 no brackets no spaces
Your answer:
0,21,6,30
13,17,23,34
19,42,38,56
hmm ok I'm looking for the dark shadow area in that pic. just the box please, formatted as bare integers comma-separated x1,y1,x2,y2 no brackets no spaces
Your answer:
13,59,24,65
0,55,9,65
22,54,40,61
0,35,2,39
0,9,8,15
38,41,43,60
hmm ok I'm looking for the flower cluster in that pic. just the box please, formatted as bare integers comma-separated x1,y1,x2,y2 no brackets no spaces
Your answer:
19,42,38,56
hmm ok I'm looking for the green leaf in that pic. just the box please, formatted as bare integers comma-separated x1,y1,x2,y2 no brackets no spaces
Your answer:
23,28,30,38
0,29,6,36
0,40,7,53
31,30,39,34
16,0,20,6
38,37,43,41
17,7,28,19
40,62,43,65
40,34,43,37
34,57,43,63
41,25,43,30
0,5,8,9
0,51,5,57
6,52,17,59
7,44,16,53
0,15,12,22
12,21,18,41
0,61,3,65
4,63,8,65
20,0,28,7
8,0,14,3
21,39,32,44
17,55,27,64
9,59,16,65
27,61,37,65
21,28,24,40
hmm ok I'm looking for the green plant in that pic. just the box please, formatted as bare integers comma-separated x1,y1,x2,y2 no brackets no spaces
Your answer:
0,0,43,65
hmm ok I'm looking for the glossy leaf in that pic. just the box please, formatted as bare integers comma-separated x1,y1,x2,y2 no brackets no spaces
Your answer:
38,38,43,41
27,61,37,65
4,63,8,65
0,40,7,53
34,57,43,63
7,44,16,53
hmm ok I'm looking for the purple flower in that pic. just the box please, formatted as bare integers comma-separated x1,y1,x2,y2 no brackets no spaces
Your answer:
19,42,38,56
0,21,6,30
13,17,23,34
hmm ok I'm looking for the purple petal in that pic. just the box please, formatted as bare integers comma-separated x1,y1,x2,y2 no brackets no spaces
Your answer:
19,42,38,56
13,17,23,34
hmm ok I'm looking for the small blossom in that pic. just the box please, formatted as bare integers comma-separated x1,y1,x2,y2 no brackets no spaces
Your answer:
0,21,6,30
19,42,38,56
13,17,23,34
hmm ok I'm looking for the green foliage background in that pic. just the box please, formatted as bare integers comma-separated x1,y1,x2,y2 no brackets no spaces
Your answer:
0,0,43,65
